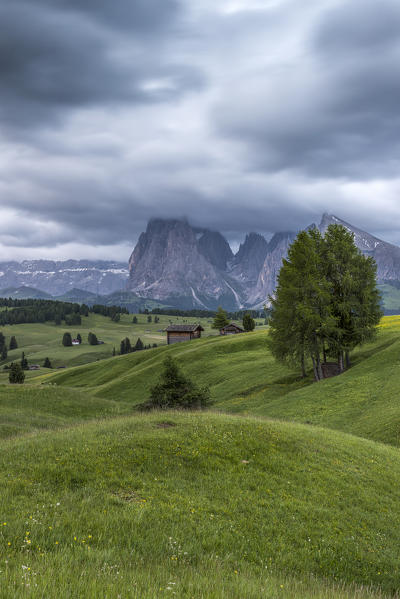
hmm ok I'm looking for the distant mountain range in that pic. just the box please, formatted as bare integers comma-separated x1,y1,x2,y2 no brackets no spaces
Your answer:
0,260,129,297
2,215,400,312
0,286,168,313
127,214,400,310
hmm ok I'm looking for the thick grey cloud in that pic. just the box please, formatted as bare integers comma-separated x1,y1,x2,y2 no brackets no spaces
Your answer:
215,0,400,179
1,0,400,262
0,0,201,130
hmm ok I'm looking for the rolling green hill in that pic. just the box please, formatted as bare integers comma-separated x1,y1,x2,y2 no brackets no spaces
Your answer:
0,383,133,440
0,312,262,382
2,316,400,596
46,316,400,447
1,411,400,598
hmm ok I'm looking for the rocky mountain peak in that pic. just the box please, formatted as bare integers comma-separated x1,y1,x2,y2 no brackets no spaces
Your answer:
228,233,269,288
319,213,384,253
126,214,400,310
197,230,233,270
128,218,243,309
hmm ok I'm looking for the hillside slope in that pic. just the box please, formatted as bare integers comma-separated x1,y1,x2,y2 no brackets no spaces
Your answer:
219,317,400,446
1,412,400,597
47,318,400,447
47,332,294,405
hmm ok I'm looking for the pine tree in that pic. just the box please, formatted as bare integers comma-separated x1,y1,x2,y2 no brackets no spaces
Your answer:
0,332,5,351
268,225,381,381
132,316,138,324
135,337,144,351
120,337,131,355
322,225,382,370
20,352,29,370
147,315,152,323
43,357,52,368
9,336,18,350
242,312,256,332
268,229,334,380
9,362,25,384
62,332,72,347
1,346,7,361
142,356,211,410
112,346,116,357
212,306,229,330
88,332,98,346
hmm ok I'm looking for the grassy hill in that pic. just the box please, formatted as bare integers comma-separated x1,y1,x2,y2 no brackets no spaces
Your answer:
2,316,400,595
1,411,400,597
46,316,400,447
0,383,133,440
0,312,265,383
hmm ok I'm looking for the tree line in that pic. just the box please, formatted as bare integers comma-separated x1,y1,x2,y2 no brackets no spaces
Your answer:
212,306,256,331
118,337,157,355
151,308,266,319
0,298,128,326
268,224,382,381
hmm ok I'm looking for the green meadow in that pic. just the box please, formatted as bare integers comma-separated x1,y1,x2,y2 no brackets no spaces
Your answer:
0,312,264,383
1,315,400,596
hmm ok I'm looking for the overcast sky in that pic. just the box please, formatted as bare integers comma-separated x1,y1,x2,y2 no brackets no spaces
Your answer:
1,0,400,261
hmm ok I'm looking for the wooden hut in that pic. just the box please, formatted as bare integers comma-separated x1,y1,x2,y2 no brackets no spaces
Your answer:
165,324,204,345
220,323,245,336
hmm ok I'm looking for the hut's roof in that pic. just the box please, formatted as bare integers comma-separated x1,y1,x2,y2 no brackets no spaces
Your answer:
165,324,204,332
220,323,245,332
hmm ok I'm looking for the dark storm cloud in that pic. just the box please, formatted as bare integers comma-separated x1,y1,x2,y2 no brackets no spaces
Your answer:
215,0,400,179
2,0,400,260
0,0,202,130
38,0,180,32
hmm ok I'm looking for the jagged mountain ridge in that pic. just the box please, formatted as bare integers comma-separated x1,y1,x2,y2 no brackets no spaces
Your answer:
319,214,400,281
128,219,244,310
3,214,399,311
127,215,400,310
0,260,129,296
127,218,300,309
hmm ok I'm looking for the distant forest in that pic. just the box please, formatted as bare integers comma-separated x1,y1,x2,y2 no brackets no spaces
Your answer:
0,297,128,326
151,308,268,319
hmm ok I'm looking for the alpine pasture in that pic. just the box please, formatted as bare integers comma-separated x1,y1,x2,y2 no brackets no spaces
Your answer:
1,313,400,597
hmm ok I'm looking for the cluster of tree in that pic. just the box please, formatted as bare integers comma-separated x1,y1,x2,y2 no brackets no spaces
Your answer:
64,313,82,326
152,307,266,319
62,332,84,346
9,362,25,384
229,309,266,320
212,306,255,331
152,308,216,318
118,337,157,355
91,304,129,319
0,297,133,327
0,298,90,326
268,225,382,381
0,333,19,361
140,356,211,410
132,315,160,324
